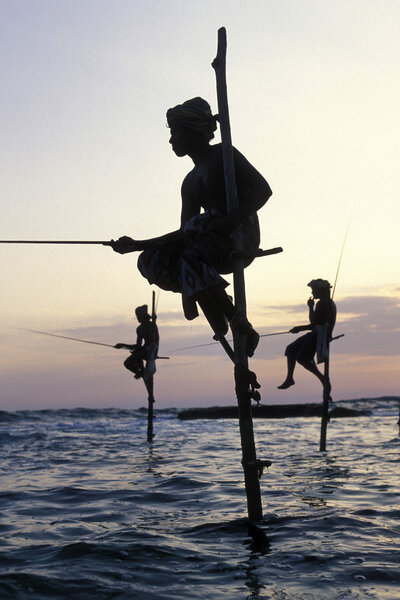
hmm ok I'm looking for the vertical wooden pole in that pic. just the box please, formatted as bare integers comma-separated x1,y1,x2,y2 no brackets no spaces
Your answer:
146,378,154,442
319,357,330,451
212,27,263,521
397,403,400,436
146,291,156,443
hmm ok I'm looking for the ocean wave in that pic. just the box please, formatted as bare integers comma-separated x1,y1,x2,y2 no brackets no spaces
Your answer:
0,406,399,599
0,399,398,427
0,406,179,425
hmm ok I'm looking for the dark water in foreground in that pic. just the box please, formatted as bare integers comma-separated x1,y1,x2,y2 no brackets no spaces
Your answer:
0,399,399,599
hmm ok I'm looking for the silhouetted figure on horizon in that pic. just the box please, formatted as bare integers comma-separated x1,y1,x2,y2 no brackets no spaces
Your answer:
111,97,272,357
114,305,159,398
278,279,336,390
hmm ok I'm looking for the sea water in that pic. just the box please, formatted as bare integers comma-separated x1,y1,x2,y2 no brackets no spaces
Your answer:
0,400,399,599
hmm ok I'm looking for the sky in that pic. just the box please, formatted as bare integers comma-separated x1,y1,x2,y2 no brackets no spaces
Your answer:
1,0,399,410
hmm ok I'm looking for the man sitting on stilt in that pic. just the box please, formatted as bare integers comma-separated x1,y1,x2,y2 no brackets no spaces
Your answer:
110,97,272,356
278,279,336,390
114,305,159,397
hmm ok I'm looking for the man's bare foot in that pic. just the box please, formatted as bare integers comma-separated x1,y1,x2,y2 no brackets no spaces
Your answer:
229,311,260,357
278,378,295,389
246,327,260,358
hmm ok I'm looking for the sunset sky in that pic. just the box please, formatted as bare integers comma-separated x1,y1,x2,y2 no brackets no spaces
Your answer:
1,0,399,410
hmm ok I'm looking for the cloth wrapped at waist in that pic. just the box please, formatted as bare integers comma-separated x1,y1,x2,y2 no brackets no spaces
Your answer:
137,210,260,320
182,210,260,272
182,211,217,234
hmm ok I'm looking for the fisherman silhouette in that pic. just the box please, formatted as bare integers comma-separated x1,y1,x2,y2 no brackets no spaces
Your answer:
278,279,336,390
114,305,159,395
110,97,272,357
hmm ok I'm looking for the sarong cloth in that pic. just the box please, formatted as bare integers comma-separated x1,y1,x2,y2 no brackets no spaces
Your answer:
137,211,260,320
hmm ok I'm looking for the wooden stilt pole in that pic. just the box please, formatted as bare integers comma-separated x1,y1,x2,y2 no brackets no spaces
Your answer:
319,357,330,451
212,27,263,521
145,291,157,443
145,377,155,442
397,403,400,436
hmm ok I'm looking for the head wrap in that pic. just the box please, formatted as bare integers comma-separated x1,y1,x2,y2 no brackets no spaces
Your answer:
166,97,218,140
307,279,332,290
135,305,150,320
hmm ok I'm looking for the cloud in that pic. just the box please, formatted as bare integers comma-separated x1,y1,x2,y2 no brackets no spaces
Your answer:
338,295,400,326
255,293,400,359
3,292,398,410
332,294,400,357
52,292,399,361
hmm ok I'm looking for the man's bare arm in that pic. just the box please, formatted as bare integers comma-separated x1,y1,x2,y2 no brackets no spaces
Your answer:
289,324,313,334
234,147,272,211
114,343,136,349
209,147,272,233
110,230,182,254
111,177,199,254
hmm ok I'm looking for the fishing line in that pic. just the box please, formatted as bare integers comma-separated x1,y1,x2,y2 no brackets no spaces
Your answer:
170,330,291,353
154,290,160,315
15,328,170,359
15,328,115,347
332,208,353,300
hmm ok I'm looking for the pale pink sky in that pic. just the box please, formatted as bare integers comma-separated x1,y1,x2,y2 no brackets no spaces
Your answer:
2,292,399,410
1,1,399,410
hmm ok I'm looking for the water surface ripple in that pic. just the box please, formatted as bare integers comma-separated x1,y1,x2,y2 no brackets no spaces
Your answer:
0,404,399,599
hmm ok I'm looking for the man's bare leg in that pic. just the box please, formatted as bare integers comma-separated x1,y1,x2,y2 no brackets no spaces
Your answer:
229,307,260,358
198,294,230,336
278,355,296,389
144,376,155,403
298,359,330,392
199,288,260,357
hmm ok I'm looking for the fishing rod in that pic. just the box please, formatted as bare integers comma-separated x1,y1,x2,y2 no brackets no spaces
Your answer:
260,330,291,338
170,328,345,354
0,240,113,245
154,290,160,316
170,330,291,353
16,328,169,358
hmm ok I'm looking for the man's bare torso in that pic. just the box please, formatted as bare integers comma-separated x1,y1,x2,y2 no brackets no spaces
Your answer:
181,144,227,223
